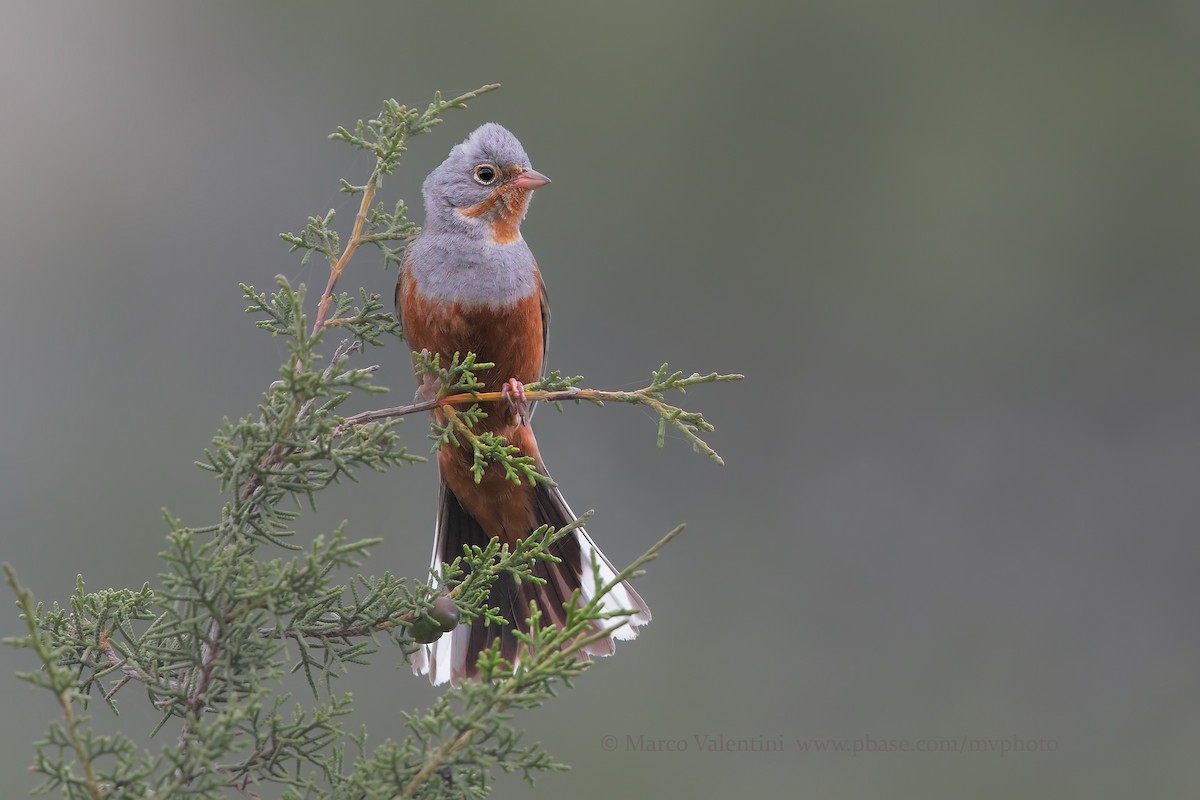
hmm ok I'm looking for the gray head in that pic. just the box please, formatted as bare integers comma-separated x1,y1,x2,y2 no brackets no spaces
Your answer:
420,123,550,242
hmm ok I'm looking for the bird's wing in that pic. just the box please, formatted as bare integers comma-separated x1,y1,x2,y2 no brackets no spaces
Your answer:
394,260,410,342
535,265,550,375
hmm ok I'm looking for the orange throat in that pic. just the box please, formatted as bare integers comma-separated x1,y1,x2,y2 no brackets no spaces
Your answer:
459,185,531,245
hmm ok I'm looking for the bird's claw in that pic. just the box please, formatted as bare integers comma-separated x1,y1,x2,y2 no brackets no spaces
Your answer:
502,377,529,427
414,349,444,405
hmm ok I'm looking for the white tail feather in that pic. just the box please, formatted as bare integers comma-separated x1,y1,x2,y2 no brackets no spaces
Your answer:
413,494,650,686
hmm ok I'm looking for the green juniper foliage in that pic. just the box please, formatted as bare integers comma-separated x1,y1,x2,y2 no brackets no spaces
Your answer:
5,86,741,799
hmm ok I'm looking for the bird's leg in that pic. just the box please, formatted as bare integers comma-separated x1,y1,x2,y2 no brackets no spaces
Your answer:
415,348,443,405
501,377,529,427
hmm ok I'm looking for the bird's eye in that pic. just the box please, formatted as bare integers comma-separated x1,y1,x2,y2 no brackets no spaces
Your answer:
473,164,498,185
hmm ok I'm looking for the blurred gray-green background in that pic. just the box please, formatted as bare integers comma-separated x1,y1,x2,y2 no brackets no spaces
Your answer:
3,2,1198,797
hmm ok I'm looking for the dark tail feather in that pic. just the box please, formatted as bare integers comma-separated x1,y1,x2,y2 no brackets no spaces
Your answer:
413,481,651,686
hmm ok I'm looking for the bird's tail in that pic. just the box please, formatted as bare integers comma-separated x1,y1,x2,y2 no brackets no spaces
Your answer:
413,480,651,686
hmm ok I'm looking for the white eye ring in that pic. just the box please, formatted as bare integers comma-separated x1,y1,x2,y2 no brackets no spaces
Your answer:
473,163,499,185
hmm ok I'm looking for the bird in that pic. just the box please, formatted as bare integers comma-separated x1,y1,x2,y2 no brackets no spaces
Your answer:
396,123,650,685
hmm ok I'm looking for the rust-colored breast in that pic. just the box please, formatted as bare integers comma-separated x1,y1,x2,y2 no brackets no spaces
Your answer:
397,266,548,542
398,272,544,395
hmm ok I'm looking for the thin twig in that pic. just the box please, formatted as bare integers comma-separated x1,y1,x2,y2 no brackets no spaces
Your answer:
96,630,172,696
395,727,477,799
311,178,378,336
5,565,106,800
180,336,353,777
391,525,683,798
255,516,590,643
175,617,223,782
256,616,407,641
337,387,631,426
333,379,742,465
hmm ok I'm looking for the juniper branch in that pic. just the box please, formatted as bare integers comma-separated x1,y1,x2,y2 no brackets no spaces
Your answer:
254,515,587,644
337,364,744,465
296,85,500,335
4,566,105,800
391,525,685,799
438,404,551,486
6,83,734,799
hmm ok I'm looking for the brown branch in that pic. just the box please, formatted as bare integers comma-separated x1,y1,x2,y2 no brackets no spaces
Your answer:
175,618,224,782
310,178,378,336
186,619,223,720
95,630,181,703
391,613,639,799
174,336,363,780
332,380,738,465
335,388,604,432
56,692,105,800
5,566,106,800
255,517,591,644
395,727,478,799
257,616,407,641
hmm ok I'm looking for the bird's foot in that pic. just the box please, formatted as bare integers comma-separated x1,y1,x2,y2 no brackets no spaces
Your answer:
415,349,443,405
502,377,529,427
